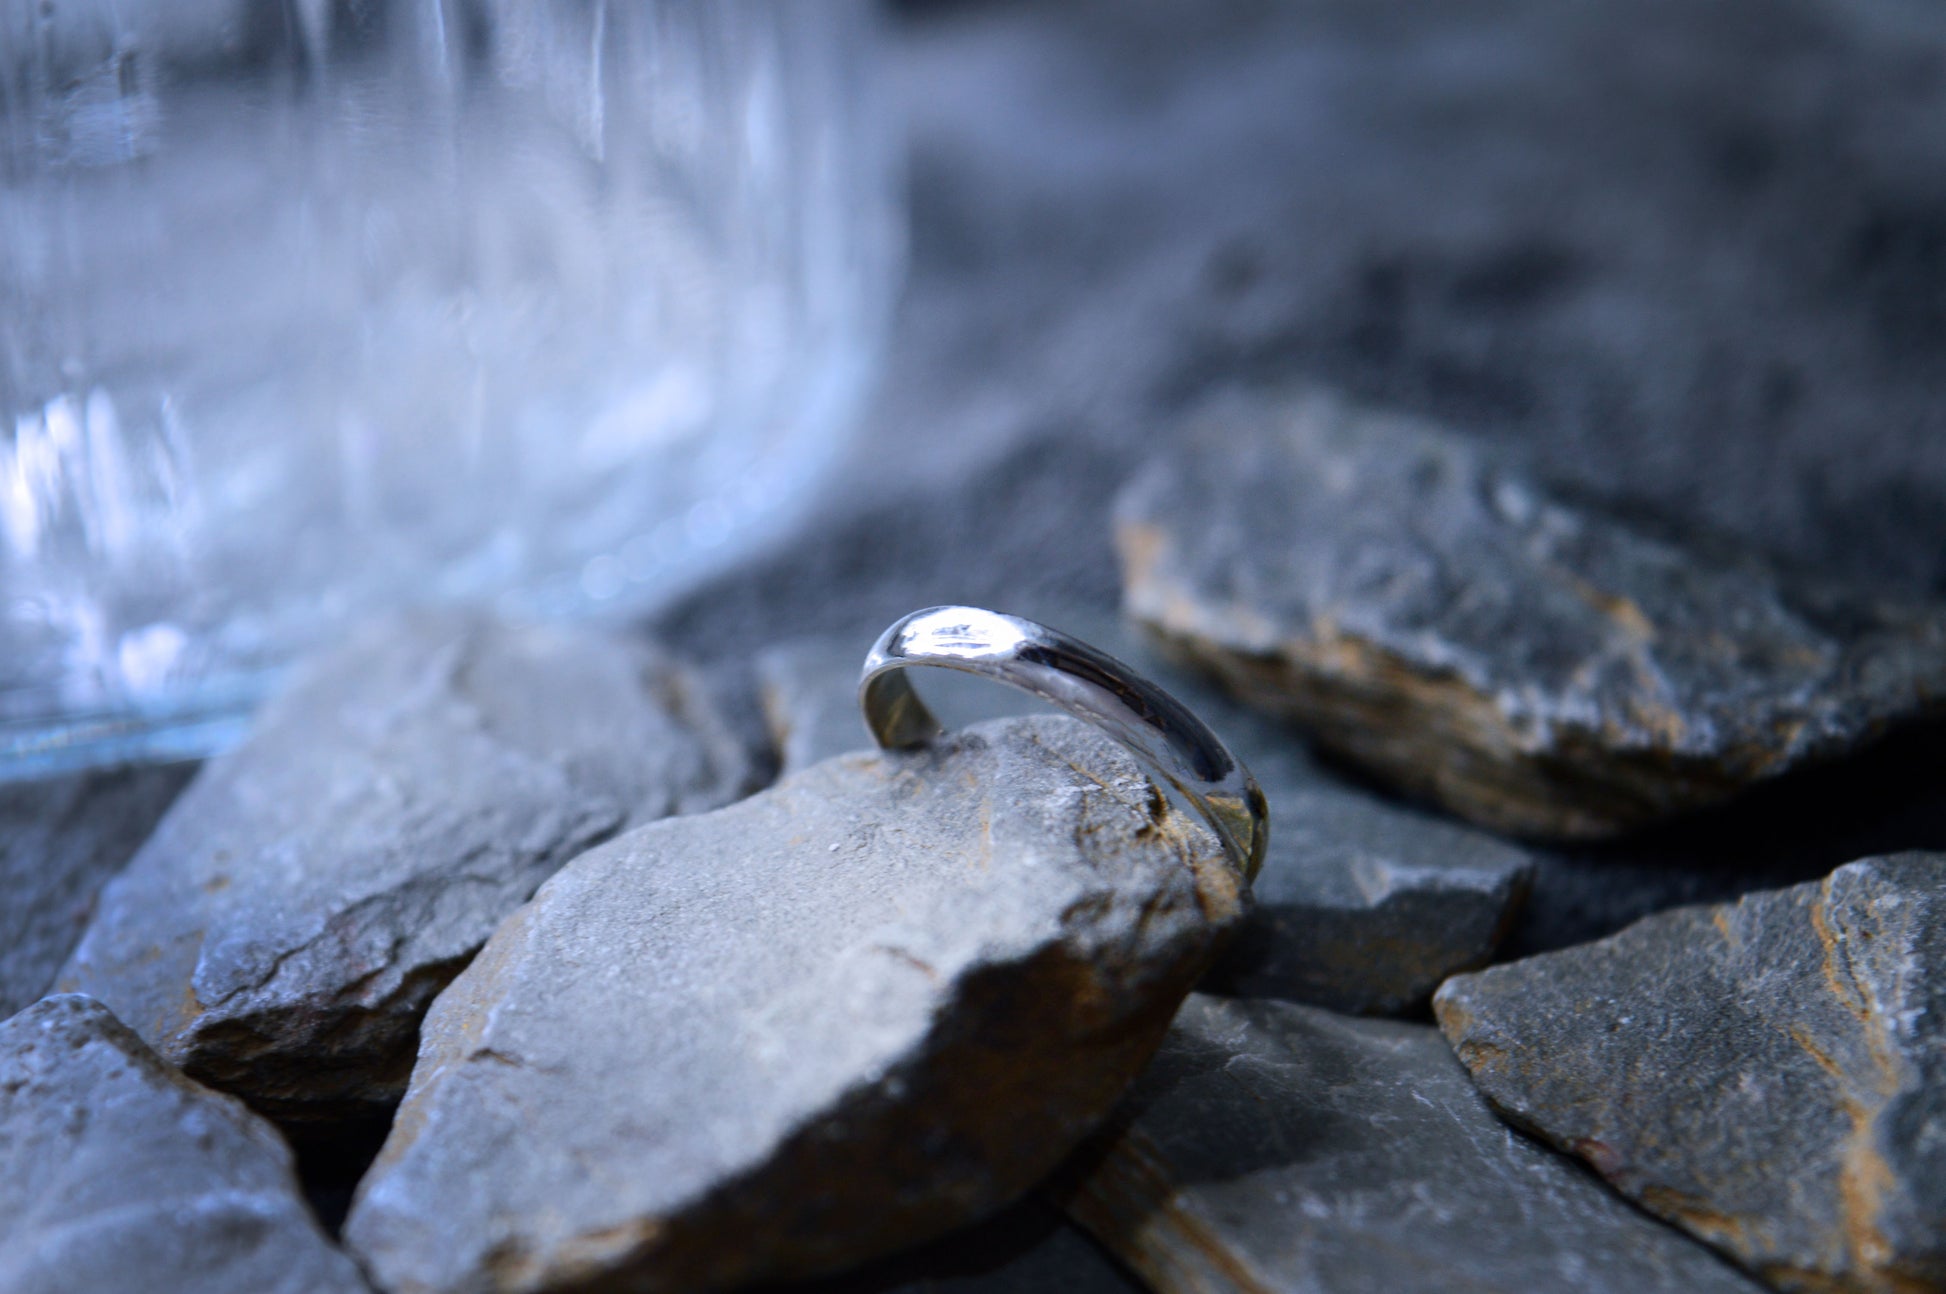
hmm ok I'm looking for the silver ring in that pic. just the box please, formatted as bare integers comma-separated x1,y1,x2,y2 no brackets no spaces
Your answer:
859,606,1267,881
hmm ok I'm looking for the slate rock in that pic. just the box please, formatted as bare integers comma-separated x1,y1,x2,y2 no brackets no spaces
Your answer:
0,994,369,1294
1060,994,1767,1294
345,715,1245,1294
1118,386,1946,840
758,630,1529,1015
1436,852,1946,1294
0,764,193,1019
57,612,763,1123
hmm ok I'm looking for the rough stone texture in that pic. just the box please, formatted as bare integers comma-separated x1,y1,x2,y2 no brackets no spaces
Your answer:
1119,386,1946,840
769,1198,1141,1294
756,627,1530,1016
0,994,369,1294
56,612,763,1123
1061,994,1766,1294
1436,852,1946,1294
346,716,1244,1294
0,765,193,1019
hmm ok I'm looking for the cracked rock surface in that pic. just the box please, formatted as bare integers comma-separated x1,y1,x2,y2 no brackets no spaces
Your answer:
1118,386,1946,840
56,612,763,1123
1436,852,1946,1294
0,765,193,1019
1062,994,1766,1294
0,994,369,1294
345,716,1245,1294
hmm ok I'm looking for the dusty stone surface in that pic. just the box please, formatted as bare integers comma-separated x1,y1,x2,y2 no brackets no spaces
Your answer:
1062,994,1766,1294
0,994,369,1294
56,612,763,1123
0,765,193,1019
1119,386,1946,840
1211,787,1531,1015
1437,852,1946,1294
758,627,1529,1016
346,716,1244,1294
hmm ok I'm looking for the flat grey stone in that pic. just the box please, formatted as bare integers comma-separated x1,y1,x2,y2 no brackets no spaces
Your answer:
759,629,1529,1015
0,765,193,1020
345,716,1245,1294
1436,852,1946,1294
56,612,763,1123
1061,994,1767,1294
1119,386,1946,840
0,994,369,1294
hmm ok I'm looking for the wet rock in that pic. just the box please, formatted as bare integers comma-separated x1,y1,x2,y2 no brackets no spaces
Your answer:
760,629,1528,1015
1061,994,1766,1294
1118,386,1946,840
0,765,193,1019
57,612,763,1123
346,716,1245,1294
0,994,369,1294
1211,787,1530,1014
1436,852,1946,1294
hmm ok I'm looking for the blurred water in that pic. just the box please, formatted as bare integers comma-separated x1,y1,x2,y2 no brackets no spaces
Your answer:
0,0,899,771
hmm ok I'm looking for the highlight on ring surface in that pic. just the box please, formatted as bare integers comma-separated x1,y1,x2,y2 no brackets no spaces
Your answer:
859,606,1268,881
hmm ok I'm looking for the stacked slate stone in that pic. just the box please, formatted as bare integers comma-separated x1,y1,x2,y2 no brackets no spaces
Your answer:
1095,386,1946,1294
7,1,1946,1292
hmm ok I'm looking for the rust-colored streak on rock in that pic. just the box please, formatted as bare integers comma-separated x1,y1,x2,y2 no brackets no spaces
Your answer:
1436,853,1946,1294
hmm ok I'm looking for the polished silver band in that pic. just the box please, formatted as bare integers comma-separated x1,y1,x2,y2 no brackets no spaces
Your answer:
859,606,1267,881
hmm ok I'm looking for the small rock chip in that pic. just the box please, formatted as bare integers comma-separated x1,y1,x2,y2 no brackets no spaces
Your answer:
1061,994,1767,1294
1436,852,1946,1294
345,716,1245,1294
0,994,369,1294
1117,387,1946,839
1211,787,1531,1014
0,765,193,1019
760,631,1529,1015
57,612,762,1123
